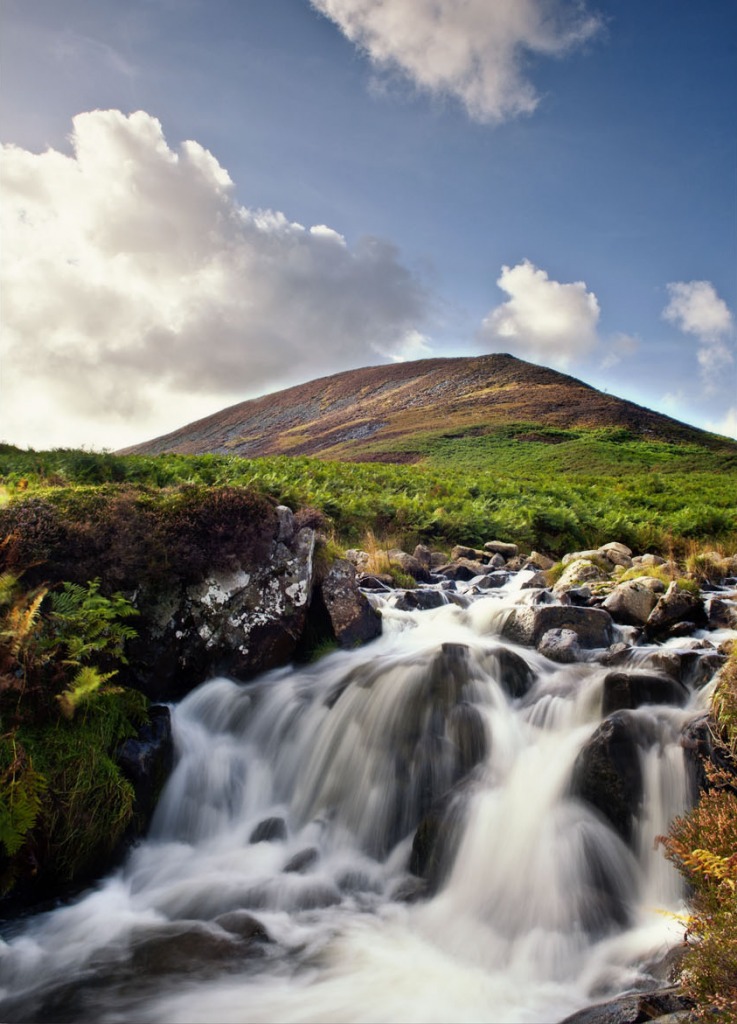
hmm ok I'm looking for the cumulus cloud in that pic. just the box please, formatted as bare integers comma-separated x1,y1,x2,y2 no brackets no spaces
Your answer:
0,109,429,448
311,0,601,123
478,259,601,367
662,280,734,381
708,407,737,441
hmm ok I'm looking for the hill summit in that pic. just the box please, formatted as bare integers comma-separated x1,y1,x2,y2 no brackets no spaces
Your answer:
121,354,728,462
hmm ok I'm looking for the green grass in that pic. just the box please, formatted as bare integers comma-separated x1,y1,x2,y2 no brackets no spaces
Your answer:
1,443,735,557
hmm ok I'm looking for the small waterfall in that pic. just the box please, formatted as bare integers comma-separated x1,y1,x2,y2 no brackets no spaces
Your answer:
0,583,713,1024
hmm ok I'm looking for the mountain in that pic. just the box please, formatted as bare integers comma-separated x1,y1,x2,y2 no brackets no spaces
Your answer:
121,354,735,464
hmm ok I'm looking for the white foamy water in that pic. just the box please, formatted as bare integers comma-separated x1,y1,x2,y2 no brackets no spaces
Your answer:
0,586,708,1024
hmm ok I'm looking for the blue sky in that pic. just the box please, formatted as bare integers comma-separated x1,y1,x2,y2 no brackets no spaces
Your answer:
1,0,735,449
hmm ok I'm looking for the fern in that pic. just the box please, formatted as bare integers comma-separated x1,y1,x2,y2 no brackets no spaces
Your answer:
55,666,117,719
0,734,46,857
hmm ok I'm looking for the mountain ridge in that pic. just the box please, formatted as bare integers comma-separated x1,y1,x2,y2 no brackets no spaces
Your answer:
120,354,734,462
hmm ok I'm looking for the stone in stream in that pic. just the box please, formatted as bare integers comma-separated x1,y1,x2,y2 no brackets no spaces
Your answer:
644,582,708,640
319,558,382,647
601,671,689,715
558,987,693,1023
570,711,659,845
501,604,616,650
602,578,662,626
249,817,287,843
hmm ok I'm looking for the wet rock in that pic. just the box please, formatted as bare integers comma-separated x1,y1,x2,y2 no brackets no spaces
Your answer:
603,579,661,626
472,572,509,591
214,911,272,942
489,646,535,698
435,558,489,581
538,628,582,664
645,583,708,640
571,711,658,844
518,569,549,589
409,786,470,892
127,511,317,701
292,883,341,910
357,573,394,590
320,558,382,648
559,987,693,1023
680,714,737,798
448,702,487,777
601,671,689,715
483,540,519,559
487,553,506,569
393,589,447,612
283,847,319,873
249,817,287,843
116,705,174,832
502,604,616,651
566,586,594,606
706,596,737,629
130,922,248,975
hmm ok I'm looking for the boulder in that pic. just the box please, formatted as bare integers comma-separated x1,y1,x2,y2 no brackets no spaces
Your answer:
451,544,485,562
571,711,658,843
559,988,693,1024
601,671,689,716
553,558,609,595
527,551,556,571
320,558,382,648
483,540,519,559
249,817,288,843
645,582,708,640
435,558,489,581
602,579,661,626
597,542,633,568
116,705,174,833
562,549,604,566
127,509,318,701
502,604,616,651
538,628,582,664
393,589,447,612
343,548,370,570
632,553,667,567
412,544,433,570
388,549,433,583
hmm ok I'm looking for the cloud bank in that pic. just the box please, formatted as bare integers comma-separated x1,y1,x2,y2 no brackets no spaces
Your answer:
1,110,429,448
662,280,734,379
479,259,601,367
311,0,601,123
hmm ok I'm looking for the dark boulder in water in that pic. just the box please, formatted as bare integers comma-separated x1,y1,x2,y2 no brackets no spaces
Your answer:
601,671,689,715
249,817,287,844
559,986,693,1023
571,711,658,844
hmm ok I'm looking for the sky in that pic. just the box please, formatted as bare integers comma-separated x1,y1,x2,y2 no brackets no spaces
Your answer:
1,0,736,450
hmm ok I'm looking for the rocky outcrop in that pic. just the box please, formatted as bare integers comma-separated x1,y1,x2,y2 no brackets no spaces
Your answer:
125,509,380,701
602,578,663,626
571,711,658,844
644,582,708,640
501,604,616,651
116,705,174,835
559,987,693,1024
318,558,382,648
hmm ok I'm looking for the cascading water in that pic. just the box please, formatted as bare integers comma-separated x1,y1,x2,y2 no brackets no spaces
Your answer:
0,578,719,1024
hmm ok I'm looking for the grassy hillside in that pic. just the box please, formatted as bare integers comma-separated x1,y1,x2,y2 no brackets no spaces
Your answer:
119,354,737,465
1,445,735,556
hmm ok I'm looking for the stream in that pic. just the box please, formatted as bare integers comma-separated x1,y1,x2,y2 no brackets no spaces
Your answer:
0,575,725,1023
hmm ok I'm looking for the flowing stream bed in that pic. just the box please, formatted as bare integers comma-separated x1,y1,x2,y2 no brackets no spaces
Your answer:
0,577,725,1023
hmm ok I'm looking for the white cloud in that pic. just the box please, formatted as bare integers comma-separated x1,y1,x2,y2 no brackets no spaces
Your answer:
0,109,429,448
311,0,601,123
662,280,734,385
709,407,737,441
478,259,600,367
600,332,639,369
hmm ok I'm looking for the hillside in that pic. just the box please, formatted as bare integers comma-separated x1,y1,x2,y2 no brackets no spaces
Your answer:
121,355,735,469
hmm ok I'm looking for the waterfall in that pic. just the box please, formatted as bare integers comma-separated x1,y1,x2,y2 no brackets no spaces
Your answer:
0,582,711,1024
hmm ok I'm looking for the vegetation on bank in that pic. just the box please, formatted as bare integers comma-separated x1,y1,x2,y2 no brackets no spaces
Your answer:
663,650,737,1023
1,443,735,556
0,574,147,896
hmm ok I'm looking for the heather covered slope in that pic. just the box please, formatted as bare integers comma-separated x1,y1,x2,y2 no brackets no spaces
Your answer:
120,354,733,464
